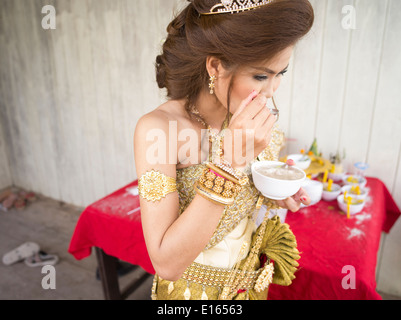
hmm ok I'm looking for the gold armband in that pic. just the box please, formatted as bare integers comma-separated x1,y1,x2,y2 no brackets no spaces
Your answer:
138,170,177,202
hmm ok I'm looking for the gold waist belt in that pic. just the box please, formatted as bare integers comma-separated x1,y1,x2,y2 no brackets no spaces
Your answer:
182,262,263,290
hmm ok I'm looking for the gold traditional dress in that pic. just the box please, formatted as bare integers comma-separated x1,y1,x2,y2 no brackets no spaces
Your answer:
149,125,300,300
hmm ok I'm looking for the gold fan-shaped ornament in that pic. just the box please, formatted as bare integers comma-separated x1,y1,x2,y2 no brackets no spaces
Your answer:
261,216,300,286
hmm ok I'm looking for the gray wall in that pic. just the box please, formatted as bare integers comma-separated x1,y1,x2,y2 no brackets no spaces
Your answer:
0,0,400,297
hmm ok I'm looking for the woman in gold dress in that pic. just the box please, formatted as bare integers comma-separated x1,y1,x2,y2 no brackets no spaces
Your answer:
134,0,314,300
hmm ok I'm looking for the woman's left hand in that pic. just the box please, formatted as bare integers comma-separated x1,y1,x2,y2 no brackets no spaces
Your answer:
275,187,311,212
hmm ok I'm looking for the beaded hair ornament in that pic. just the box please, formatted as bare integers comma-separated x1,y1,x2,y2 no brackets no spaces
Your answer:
201,0,275,15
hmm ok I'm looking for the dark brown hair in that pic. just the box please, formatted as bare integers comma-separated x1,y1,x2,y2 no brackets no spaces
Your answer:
156,0,314,113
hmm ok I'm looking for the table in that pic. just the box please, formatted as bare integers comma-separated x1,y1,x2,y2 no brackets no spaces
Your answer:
68,180,154,299
268,177,400,300
68,177,400,300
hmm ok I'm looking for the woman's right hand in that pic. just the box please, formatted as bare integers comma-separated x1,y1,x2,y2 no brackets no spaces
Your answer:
223,90,277,169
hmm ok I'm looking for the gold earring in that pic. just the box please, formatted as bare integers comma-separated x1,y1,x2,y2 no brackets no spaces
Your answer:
209,75,216,95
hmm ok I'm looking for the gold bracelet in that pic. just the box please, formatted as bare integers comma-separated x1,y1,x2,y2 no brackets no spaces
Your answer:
195,181,234,206
206,162,239,184
207,161,249,186
199,168,241,199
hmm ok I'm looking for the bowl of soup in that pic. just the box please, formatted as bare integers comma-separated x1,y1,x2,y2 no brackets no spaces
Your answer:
328,172,345,182
342,174,367,188
322,182,342,202
251,161,306,200
337,194,365,215
341,185,369,201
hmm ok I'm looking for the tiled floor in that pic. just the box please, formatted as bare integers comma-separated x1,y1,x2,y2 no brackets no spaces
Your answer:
0,190,153,300
0,188,400,300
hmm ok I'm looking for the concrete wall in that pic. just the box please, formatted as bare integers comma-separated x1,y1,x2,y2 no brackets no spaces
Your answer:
0,0,400,297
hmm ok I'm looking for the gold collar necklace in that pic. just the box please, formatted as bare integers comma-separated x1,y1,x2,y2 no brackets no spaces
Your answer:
189,105,228,163
188,105,249,185
188,105,229,135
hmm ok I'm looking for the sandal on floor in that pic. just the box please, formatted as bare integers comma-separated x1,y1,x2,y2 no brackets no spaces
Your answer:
1,193,18,212
14,199,26,210
24,251,59,267
14,193,27,210
25,192,37,202
0,189,13,203
18,190,37,203
2,242,40,265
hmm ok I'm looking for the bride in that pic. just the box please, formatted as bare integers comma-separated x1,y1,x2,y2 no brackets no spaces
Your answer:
134,0,314,300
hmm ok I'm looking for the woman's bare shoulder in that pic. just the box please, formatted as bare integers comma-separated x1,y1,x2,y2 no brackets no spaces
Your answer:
135,100,189,132
134,101,184,175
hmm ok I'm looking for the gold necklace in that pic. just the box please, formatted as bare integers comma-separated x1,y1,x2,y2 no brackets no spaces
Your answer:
189,105,228,163
188,105,229,135
188,105,212,130
190,105,250,184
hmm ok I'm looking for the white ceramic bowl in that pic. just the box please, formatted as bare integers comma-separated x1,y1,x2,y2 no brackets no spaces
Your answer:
252,161,306,200
328,172,345,182
337,195,365,215
300,179,323,207
287,154,312,170
341,185,369,201
342,174,367,188
322,182,342,202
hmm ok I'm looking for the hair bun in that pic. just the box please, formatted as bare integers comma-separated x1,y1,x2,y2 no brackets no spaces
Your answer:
188,0,217,15
156,0,314,103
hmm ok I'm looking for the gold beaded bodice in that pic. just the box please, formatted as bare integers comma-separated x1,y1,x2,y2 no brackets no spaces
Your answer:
176,125,284,250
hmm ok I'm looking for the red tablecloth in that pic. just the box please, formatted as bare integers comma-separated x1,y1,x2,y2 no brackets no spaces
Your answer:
69,180,155,274
269,177,400,300
68,177,400,299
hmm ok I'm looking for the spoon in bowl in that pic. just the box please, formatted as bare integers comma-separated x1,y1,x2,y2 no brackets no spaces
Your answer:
282,159,295,169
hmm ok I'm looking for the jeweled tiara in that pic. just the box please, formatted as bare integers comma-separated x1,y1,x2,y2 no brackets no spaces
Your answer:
201,0,275,15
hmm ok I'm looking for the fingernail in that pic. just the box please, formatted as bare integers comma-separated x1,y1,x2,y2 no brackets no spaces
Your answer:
301,196,307,202
248,90,257,100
